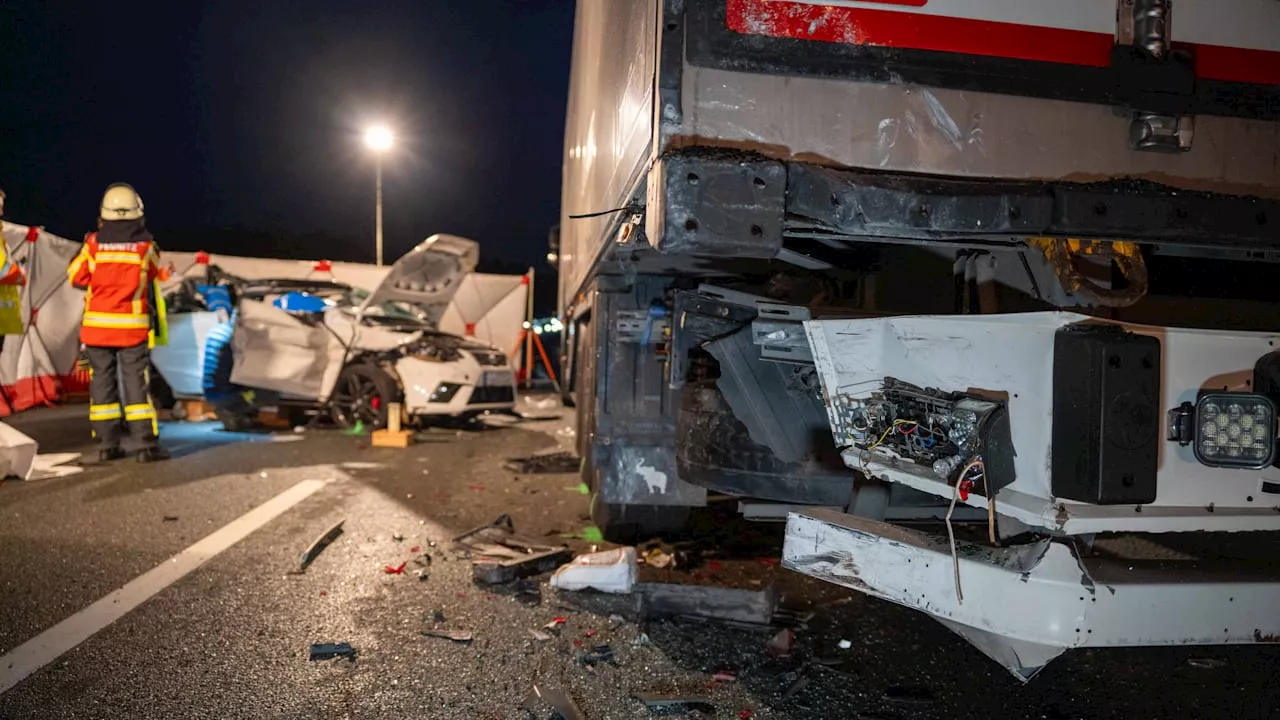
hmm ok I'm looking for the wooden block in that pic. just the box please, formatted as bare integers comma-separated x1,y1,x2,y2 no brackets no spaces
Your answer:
371,429,414,448
257,410,292,429
177,399,215,421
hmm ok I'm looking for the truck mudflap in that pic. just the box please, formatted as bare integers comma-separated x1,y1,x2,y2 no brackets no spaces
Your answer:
783,508,1280,682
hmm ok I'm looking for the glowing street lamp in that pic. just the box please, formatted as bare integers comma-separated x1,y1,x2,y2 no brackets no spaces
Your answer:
364,126,394,266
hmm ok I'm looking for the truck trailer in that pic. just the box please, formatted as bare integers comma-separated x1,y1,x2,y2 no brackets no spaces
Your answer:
554,0,1280,680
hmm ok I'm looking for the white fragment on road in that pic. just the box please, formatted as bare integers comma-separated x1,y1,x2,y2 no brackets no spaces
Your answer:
27,453,85,481
268,435,304,444
0,478,328,695
340,462,386,470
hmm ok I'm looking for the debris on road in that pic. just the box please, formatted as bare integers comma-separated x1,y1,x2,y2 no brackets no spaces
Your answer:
543,617,567,634
309,642,356,662
526,685,585,720
452,514,571,584
784,675,811,699
637,583,778,626
550,546,637,593
432,610,446,623
634,692,714,714
738,710,754,719
882,686,936,706
580,644,615,665
422,629,474,643
1188,657,1228,669
298,519,345,572
837,639,853,650
162,515,179,522
711,671,737,683
766,628,795,658
632,633,651,646
504,450,580,474
641,546,675,569
529,629,553,641
393,533,405,542
385,561,408,575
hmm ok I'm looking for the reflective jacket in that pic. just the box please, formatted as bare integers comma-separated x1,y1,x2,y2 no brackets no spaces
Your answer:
68,233,165,348
0,232,26,335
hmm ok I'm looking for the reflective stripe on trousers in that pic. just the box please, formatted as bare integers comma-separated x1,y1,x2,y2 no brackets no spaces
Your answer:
85,342,159,450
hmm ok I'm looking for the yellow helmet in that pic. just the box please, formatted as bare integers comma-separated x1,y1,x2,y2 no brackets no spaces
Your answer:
100,183,144,221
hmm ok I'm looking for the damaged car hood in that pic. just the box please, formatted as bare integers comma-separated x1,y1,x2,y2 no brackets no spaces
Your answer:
358,234,479,325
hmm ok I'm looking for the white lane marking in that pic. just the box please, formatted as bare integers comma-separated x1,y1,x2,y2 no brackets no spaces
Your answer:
0,479,328,695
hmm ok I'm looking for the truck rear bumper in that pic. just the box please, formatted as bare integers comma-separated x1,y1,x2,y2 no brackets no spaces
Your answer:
784,508,1280,681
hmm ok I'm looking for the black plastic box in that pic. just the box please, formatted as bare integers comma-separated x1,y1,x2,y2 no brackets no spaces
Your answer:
1052,324,1161,505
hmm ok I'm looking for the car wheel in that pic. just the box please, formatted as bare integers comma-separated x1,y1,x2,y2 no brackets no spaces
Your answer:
329,363,396,430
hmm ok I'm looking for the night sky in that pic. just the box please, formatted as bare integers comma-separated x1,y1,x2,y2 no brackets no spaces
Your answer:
0,1,574,274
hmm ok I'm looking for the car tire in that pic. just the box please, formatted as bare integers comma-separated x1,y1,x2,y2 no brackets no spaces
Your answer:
329,363,397,430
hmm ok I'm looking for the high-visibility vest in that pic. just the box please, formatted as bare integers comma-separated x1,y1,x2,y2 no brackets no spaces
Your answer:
0,235,24,336
68,234,165,348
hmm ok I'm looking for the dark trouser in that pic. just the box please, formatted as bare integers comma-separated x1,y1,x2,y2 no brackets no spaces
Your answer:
87,343,158,450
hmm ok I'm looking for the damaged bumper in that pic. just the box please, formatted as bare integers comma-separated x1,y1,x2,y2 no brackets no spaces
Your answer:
783,508,1280,681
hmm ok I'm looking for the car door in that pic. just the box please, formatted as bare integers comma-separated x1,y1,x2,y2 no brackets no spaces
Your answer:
229,299,343,400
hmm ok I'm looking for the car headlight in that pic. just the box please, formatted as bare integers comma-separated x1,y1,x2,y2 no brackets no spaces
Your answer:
1168,392,1277,469
411,346,461,363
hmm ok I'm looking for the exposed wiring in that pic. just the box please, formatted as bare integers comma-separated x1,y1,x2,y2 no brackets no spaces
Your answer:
568,204,640,220
946,477,963,605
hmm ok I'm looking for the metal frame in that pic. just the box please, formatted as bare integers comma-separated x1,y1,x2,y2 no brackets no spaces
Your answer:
784,508,1280,681
805,311,1280,534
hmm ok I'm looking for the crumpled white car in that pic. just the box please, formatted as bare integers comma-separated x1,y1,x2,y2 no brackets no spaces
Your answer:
151,235,517,429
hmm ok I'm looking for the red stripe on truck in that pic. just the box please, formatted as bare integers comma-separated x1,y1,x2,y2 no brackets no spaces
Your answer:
727,0,1113,67
1190,44,1280,87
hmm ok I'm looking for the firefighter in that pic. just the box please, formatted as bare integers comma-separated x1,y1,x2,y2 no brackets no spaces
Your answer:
67,184,170,463
0,189,24,340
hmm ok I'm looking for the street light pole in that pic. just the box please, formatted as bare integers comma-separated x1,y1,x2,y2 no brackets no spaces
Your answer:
363,125,394,266
375,155,384,267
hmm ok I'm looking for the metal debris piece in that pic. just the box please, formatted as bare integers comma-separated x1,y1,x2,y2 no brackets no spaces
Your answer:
544,617,567,633
527,685,585,720
632,633,651,646
767,628,795,658
162,515,178,522
635,692,714,714
529,629,553,641
580,644,615,665
309,642,356,662
712,671,737,683
452,514,571,584
837,639,852,650
784,675,811,699
1187,657,1227,669
504,450,580,474
638,583,778,626
422,630,473,643
298,520,345,572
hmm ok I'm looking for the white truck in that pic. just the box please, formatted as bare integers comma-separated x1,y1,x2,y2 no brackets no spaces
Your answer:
555,0,1280,680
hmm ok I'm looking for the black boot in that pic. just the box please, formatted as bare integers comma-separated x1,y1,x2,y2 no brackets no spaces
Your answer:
98,447,127,462
137,447,171,463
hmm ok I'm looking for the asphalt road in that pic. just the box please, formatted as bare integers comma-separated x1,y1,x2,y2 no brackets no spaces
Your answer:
0,402,1277,719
